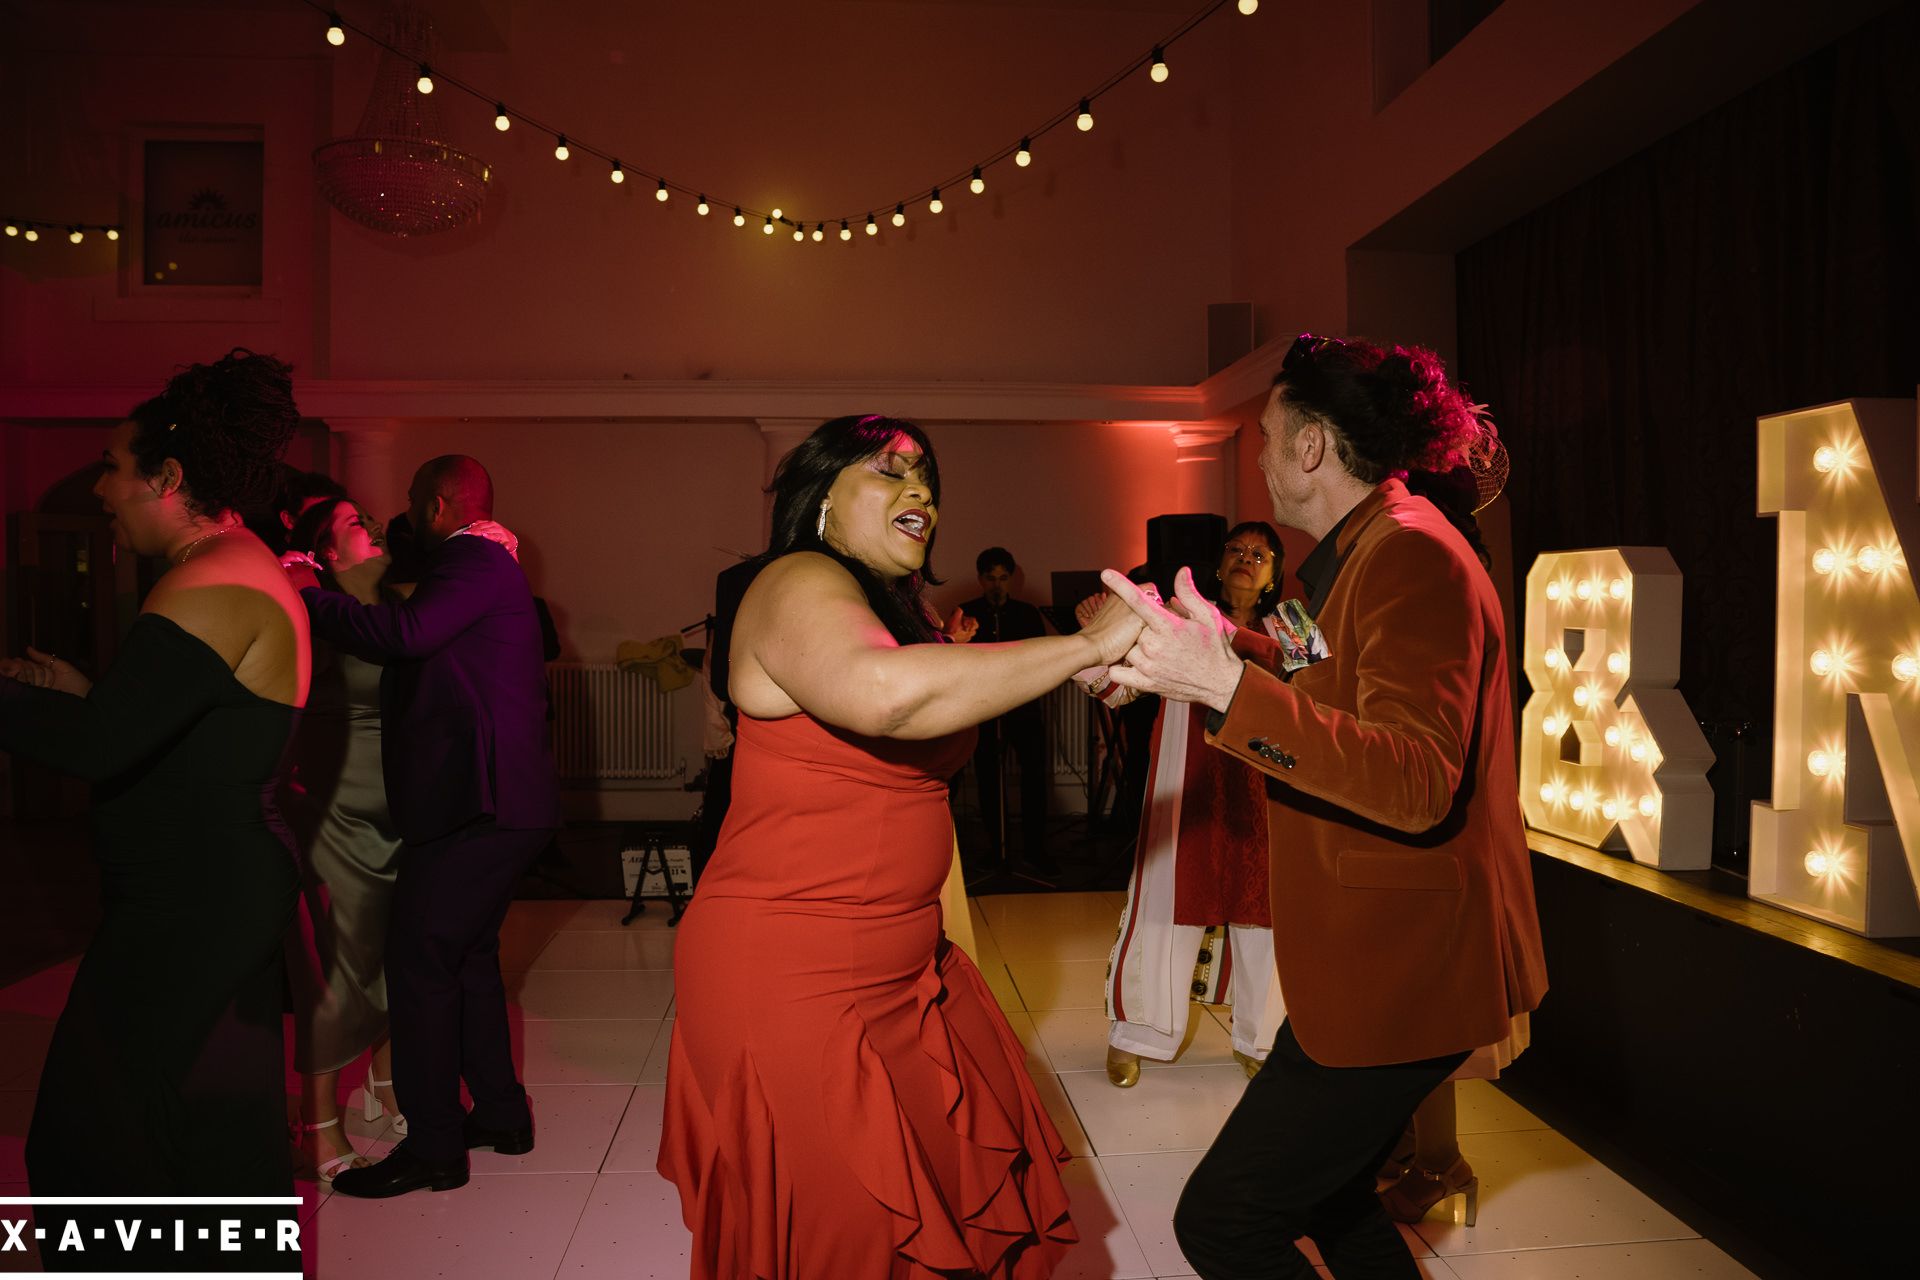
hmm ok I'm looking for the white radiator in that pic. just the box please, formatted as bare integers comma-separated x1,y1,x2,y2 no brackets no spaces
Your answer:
547,663,681,783
1047,681,1092,782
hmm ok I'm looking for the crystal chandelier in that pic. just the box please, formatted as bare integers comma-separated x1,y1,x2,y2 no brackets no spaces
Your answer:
313,4,489,237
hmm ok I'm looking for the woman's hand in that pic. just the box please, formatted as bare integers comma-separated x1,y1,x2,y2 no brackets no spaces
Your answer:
944,606,980,644
1073,593,1105,630
1078,588,1149,666
0,648,91,697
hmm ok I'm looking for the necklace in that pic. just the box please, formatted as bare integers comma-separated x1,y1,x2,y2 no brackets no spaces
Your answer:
174,525,235,565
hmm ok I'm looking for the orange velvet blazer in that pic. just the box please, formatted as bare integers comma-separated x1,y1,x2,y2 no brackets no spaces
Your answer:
1208,479,1548,1068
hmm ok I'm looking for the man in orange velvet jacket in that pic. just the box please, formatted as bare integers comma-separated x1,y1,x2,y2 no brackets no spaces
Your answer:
1100,335,1547,1279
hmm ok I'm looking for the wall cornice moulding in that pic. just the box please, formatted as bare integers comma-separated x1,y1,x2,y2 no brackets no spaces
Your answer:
0,376,1212,426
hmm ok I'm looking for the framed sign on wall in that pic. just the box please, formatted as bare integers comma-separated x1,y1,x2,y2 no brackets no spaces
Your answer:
141,138,263,288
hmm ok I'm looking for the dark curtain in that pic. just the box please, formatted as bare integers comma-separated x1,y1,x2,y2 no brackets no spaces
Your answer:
1458,3,1920,742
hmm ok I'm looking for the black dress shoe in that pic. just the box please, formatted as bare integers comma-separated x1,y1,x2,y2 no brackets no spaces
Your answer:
330,1143,469,1198
464,1114,535,1156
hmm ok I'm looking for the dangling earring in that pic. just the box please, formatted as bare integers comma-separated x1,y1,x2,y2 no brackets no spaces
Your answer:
816,500,829,540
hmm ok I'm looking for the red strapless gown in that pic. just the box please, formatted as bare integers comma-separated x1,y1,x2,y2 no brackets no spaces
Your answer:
659,712,1078,1279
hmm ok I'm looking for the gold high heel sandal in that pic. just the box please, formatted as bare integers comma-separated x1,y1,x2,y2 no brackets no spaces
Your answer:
1378,1155,1478,1227
291,1117,369,1186
1105,1046,1141,1088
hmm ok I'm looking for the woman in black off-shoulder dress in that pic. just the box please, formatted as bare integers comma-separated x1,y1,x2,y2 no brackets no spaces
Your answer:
0,351,310,1241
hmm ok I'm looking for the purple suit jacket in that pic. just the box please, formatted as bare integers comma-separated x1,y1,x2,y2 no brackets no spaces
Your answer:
303,535,561,845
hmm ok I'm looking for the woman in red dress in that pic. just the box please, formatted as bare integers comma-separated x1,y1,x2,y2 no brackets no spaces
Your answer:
660,415,1144,1279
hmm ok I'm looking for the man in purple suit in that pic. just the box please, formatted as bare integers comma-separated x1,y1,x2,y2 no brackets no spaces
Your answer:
301,455,560,1198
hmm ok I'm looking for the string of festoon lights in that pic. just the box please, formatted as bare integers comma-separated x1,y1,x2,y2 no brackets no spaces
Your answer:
1,219,123,246
297,0,1261,241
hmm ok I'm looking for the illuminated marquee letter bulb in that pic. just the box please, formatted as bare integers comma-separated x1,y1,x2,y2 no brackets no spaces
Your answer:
1808,749,1833,777
1856,546,1887,574
1542,715,1563,738
1637,795,1658,819
1568,791,1588,812
1804,849,1834,877
1897,654,1920,682
1601,798,1621,820
1629,741,1649,763
1544,648,1564,670
1604,726,1622,748
1546,581,1563,602
1576,580,1594,601
1538,782,1557,804
1607,653,1626,675
1609,578,1628,600
1814,445,1841,473
1813,548,1839,574
1810,649,1837,677
1573,686,1592,708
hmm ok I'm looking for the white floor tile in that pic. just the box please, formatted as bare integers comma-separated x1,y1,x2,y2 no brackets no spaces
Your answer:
1007,959,1109,1010
1001,1010,1058,1074
979,895,1125,959
309,1170,593,1278
1059,1065,1245,1156
1098,1149,1204,1277
1029,1069,1094,1158
555,1171,691,1278
601,1085,667,1173
512,1018,662,1087
506,969,675,1020
1055,1156,1155,1280
979,958,1027,1014
1456,1079,1549,1135
1442,1238,1756,1278
1034,1006,1238,1074
469,1085,632,1176
1413,1130,1697,1256
528,929,678,972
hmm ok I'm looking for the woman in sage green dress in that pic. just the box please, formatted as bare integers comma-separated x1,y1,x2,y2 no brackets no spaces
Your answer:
280,494,408,1183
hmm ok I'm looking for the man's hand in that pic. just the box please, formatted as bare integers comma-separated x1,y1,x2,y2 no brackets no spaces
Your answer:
1078,586,1149,666
1100,567,1247,713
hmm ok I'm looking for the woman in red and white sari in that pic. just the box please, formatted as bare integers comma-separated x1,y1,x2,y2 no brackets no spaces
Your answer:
1076,522,1301,1087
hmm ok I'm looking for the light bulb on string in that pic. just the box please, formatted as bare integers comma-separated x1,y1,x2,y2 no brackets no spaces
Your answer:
970,167,985,195
326,13,345,45
609,161,624,184
928,188,944,214
733,208,745,227
69,228,83,244
416,64,434,94
771,208,783,220
23,228,38,242
839,220,851,241
1150,47,1169,82
865,213,878,235
697,196,710,216
812,223,824,241
892,203,906,227
792,225,804,242
3,224,16,237
494,103,510,131
1076,99,1095,131
1238,0,1259,13
656,180,670,203
554,135,570,161
1016,137,1033,167
763,215,774,235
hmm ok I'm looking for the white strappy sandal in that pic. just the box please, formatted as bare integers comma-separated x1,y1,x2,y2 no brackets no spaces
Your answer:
363,1077,408,1136
291,1117,368,1185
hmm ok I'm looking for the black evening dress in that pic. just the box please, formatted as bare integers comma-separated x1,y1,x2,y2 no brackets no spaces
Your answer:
0,614,300,1210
